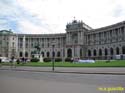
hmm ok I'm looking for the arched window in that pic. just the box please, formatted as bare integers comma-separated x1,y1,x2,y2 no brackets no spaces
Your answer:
122,46,125,54
52,51,55,57
105,48,108,55
88,50,91,57
41,52,44,57
47,52,50,57
80,48,82,57
93,49,96,56
25,52,28,57
19,52,23,57
116,47,119,55
67,48,72,57
57,51,60,57
99,49,102,56
110,48,114,55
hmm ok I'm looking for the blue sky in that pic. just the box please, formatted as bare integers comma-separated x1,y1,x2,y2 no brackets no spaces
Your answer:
0,0,125,34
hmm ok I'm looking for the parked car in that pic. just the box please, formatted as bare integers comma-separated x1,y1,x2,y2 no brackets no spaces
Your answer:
0,57,10,62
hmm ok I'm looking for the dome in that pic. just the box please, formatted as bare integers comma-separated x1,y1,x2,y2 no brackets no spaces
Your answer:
0,30,13,35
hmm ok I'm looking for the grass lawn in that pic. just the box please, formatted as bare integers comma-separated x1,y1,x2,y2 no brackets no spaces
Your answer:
1,60,125,67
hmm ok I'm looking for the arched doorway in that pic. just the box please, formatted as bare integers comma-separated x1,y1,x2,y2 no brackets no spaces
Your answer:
80,48,82,57
52,51,55,57
25,52,28,57
67,48,72,57
99,49,102,56
41,52,44,57
122,46,125,54
47,52,50,57
88,50,91,57
110,48,114,59
19,52,23,57
116,47,119,55
31,51,34,58
110,48,114,55
93,49,96,56
104,48,108,56
57,51,60,57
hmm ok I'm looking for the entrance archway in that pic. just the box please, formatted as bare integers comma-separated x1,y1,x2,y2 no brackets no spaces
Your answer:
105,48,108,56
116,47,119,55
122,46,125,54
110,48,114,55
80,48,82,57
99,49,102,56
93,49,96,56
88,50,91,57
67,48,72,57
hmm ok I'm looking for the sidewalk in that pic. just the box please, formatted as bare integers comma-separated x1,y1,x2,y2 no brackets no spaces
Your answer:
0,66,125,75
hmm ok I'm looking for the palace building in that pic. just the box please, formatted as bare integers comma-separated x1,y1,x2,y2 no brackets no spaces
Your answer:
0,19,125,60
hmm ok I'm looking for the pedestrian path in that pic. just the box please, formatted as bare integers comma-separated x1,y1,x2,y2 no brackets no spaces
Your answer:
0,66,125,75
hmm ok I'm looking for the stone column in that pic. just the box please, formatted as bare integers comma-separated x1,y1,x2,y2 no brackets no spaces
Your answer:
65,48,67,58
112,29,115,42
107,48,110,56
102,48,105,59
73,46,75,58
114,47,116,55
96,48,99,58
66,33,68,44
76,46,80,58
29,38,31,58
119,46,122,54
78,31,80,44
102,32,104,44
23,35,25,58
124,26,125,40
118,28,122,41
15,35,18,58
97,33,99,44
69,32,71,44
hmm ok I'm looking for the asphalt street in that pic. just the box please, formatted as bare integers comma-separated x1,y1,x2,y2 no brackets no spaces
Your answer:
0,70,125,93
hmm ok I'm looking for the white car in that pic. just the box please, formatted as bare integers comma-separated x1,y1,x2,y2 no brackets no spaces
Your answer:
0,57,10,62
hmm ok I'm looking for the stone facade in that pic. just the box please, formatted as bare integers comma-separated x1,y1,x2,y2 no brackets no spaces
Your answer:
0,20,125,60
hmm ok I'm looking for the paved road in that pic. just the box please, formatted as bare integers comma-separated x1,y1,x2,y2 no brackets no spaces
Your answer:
0,70,125,93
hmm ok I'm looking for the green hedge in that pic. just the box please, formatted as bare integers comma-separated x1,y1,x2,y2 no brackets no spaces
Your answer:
55,58,62,62
65,58,72,62
43,58,62,62
43,58,51,62
31,58,39,62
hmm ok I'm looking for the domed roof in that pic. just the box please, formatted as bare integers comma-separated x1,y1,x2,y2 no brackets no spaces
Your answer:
0,30,13,35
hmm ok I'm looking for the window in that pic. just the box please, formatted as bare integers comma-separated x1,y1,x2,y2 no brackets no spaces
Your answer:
57,51,60,57
99,49,102,56
88,50,91,57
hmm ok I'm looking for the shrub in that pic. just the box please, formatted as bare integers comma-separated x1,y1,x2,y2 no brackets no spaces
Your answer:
31,58,39,62
65,58,71,62
43,58,51,62
55,58,62,62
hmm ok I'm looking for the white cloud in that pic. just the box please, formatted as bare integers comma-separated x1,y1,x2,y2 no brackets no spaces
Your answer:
0,0,125,34
18,20,51,34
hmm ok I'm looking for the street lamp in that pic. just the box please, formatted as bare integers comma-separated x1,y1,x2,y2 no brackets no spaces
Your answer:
51,41,56,71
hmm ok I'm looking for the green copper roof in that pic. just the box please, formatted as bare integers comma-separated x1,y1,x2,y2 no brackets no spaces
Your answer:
0,30,13,35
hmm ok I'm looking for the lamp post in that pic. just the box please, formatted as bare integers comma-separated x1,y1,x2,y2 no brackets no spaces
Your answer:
52,44,55,71
51,41,56,71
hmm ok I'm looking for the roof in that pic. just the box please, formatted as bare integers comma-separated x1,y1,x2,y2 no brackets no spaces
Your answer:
0,30,13,35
